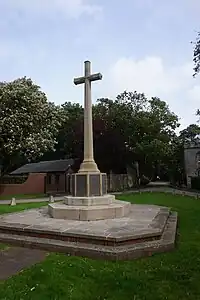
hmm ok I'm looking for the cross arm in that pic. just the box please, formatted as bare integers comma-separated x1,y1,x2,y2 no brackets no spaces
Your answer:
74,73,103,85
88,73,103,82
74,76,85,85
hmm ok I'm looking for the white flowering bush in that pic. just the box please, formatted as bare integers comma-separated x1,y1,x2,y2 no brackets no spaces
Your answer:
0,77,65,171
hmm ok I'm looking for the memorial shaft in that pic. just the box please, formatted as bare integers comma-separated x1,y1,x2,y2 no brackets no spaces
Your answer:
74,60,102,173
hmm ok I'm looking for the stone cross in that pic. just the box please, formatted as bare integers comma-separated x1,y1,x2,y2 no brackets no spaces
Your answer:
74,61,102,173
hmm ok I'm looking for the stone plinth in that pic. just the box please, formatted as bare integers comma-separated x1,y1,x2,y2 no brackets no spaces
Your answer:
0,204,178,261
70,173,107,197
64,194,114,206
48,199,131,221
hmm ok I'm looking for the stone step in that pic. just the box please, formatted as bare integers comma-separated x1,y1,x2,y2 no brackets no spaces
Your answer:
150,207,171,234
0,222,161,247
48,199,131,221
0,207,171,247
0,212,177,261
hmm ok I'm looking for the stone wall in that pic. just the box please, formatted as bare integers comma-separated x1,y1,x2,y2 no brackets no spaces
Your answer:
107,173,137,192
0,173,45,196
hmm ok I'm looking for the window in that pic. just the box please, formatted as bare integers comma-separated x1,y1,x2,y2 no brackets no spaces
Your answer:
55,174,60,184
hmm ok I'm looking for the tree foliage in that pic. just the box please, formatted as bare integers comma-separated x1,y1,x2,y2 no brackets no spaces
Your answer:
179,124,200,143
96,92,179,176
193,32,200,77
0,75,184,182
56,91,180,177
42,102,84,161
0,77,65,173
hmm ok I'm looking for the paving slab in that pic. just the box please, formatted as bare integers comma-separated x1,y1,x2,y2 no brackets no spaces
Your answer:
0,205,163,241
0,212,177,261
0,204,177,260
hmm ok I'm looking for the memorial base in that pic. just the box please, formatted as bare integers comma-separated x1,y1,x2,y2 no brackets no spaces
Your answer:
48,197,131,221
71,172,107,197
64,194,114,206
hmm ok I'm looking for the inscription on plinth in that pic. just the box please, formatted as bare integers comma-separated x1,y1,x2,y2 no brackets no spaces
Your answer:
90,174,100,196
102,174,107,195
76,174,87,197
70,173,107,197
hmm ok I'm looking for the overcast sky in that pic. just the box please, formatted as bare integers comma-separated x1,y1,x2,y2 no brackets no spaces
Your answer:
0,0,200,130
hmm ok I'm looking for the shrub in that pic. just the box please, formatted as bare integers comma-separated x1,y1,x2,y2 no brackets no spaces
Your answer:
0,175,28,184
191,176,200,190
140,175,150,186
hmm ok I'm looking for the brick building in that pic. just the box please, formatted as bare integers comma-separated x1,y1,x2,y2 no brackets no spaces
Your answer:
11,159,80,195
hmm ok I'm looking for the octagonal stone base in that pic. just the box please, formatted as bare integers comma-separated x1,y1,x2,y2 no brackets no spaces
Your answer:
48,198,131,221
0,204,178,261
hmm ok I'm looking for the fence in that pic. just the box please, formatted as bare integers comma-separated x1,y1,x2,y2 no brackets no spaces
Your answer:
107,173,137,192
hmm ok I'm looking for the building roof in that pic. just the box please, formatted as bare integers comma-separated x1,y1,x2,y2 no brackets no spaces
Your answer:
11,159,75,175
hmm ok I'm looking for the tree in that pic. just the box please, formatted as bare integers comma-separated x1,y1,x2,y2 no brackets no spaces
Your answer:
41,102,84,162
193,32,200,77
43,90,179,179
179,124,200,143
167,136,185,186
92,91,179,177
57,102,84,160
0,77,65,174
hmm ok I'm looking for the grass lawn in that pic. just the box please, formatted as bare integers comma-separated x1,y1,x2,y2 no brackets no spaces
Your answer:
0,193,47,201
0,192,200,299
0,243,8,250
0,202,48,215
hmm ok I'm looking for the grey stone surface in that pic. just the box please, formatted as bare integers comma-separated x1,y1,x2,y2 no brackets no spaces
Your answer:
102,174,107,194
0,210,177,261
48,199,131,221
76,174,87,197
64,194,114,206
90,174,100,196
70,173,108,197
0,204,160,237
0,204,178,262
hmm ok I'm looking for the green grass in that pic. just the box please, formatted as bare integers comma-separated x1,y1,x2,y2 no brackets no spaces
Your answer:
0,193,47,200
0,192,200,299
0,243,8,250
0,202,47,215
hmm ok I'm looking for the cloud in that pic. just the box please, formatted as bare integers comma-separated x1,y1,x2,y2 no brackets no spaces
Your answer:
0,0,102,19
188,85,200,103
106,56,193,97
103,56,200,129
